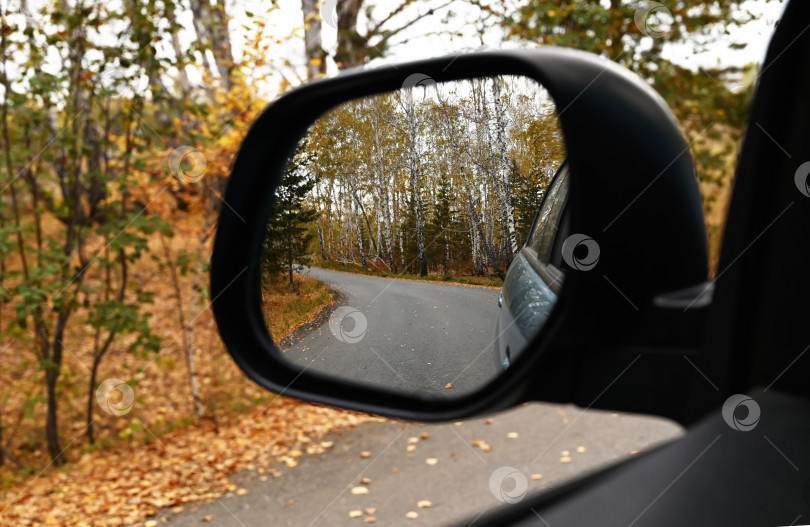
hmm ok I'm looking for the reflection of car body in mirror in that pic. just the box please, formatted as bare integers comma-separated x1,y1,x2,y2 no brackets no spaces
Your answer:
495,162,569,370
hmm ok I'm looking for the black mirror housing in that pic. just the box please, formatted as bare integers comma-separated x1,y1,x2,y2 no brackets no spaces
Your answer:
211,48,707,422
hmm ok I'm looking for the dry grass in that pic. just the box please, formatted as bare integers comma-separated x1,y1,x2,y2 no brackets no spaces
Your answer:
314,261,504,288
261,274,333,341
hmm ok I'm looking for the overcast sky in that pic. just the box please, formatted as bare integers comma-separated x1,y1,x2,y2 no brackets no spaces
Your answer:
4,0,788,97
241,0,787,78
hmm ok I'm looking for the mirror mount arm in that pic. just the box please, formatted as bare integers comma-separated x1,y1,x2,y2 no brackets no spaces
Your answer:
617,283,714,354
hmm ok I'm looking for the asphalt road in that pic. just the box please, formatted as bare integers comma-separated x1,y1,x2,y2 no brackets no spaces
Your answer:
278,268,503,397
165,403,683,526
164,269,683,526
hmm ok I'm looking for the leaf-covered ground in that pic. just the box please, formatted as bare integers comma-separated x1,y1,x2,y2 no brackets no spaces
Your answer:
1,397,379,526
0,228,381,526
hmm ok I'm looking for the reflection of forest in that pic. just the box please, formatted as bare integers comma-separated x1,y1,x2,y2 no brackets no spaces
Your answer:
299,76,565,277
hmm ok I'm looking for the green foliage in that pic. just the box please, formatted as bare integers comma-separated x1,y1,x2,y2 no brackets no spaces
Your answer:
0,1,182,461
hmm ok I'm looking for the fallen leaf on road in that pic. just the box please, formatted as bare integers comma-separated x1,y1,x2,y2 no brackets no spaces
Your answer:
420,432,430,440
321,441,335,448
349,510,363,518
145,521,158,527
406,511,419,519
561,450,570,456
507,432,519,439
445,383,453,389
364,507,377,515
359,477,372,485
201,516,213,523
407,436,419,444
360,451,372,458
236,488,248,496
472,439,493,452
417,500,433,508
364,516,377,523
577,446,586,453
407,445,416,452
425,458,439,465
351,486,369,495
485,419,494,425
560,456,572,464
531,474,543,480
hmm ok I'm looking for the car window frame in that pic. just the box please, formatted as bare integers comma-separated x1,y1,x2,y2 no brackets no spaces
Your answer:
522,162,570,294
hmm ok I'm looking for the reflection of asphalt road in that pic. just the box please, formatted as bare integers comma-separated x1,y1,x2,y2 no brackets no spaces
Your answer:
281,267,502,397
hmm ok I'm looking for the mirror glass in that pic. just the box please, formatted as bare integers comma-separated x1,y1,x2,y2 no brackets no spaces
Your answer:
261,75,567,398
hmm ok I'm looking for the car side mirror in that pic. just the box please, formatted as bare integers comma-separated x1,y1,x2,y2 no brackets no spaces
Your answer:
211,48,708,423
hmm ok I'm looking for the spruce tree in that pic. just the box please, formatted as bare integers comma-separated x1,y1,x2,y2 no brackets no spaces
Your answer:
263,142,318,291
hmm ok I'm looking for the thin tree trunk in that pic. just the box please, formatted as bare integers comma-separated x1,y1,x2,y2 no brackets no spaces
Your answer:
318,224,327,260
403,90,427,276
189,0,234,91
353,191,378,254
301,0,327,80
288,230,294,291
166,0,192,98
490,78,519,261
0,442,26,470
86,358,100,445
160,235,205,418
354,201,366,268
371,107,396,271
45,368,62,462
